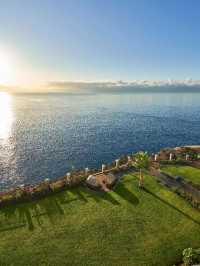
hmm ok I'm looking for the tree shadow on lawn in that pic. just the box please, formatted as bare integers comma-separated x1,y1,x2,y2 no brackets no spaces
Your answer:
102,192,120,205
114,183,139,206
144,188,200,226
0,193,68,232
0,205,32,232
70,188,88,203
0,187,121,232
84,187,120,205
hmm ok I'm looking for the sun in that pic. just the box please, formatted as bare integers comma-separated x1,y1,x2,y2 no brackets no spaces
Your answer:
0,92,13,141
0,51,16,85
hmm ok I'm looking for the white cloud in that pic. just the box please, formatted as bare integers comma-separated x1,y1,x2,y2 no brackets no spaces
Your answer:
48,79,200,88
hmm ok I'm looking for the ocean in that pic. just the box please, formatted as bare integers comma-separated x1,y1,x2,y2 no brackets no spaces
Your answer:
0,90,200,191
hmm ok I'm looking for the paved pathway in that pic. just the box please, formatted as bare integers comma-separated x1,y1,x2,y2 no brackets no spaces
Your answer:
152,167,200,202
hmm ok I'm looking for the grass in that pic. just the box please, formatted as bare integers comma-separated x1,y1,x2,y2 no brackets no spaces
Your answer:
162,165,200,186
0,173,199,266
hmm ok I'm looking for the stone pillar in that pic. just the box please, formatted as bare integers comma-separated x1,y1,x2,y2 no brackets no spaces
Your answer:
115,159,120,168
154,154,158,161
66,172,71,183
102,164,106,173
85,167,89,175
169,153,173,161
44,178,50,189
44,178,50,184
186,154,189,161
127,156,131,163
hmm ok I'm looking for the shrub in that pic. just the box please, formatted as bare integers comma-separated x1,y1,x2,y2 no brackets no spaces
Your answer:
182,247,200,265
14,189,25,200
118,155,128,164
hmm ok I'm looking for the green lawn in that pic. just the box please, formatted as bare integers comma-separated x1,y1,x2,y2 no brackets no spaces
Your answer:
0,173,199,266
162,165,200,186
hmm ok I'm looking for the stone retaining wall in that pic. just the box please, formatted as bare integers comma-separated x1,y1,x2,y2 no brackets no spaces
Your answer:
0,145,199,208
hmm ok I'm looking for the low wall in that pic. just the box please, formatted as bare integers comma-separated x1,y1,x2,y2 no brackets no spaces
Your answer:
0,155,134,207
0,145,199,208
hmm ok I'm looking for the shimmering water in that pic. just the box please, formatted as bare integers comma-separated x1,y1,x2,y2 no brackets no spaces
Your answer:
0,90,200,191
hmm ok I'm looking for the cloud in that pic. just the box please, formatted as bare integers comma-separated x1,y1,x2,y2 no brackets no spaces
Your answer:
1,79,200,93
47,79,200,92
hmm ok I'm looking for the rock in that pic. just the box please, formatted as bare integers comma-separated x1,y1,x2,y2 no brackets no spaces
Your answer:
86,173,118,191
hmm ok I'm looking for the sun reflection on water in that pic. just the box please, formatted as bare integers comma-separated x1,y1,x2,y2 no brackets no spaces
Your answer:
0,92,13,142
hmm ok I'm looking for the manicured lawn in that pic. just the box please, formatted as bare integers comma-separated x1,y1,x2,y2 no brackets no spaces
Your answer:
162,165,200,186
0,173,199,266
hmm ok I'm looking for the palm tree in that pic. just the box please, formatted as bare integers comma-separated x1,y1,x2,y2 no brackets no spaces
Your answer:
134,151,151,189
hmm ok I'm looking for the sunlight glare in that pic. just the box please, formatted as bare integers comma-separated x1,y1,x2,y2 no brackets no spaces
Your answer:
0,51,16,84
0,92,13,141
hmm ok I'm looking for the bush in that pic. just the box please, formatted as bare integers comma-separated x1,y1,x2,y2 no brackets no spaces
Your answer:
117,155,124,163
182,247,200,265
14,189,25,200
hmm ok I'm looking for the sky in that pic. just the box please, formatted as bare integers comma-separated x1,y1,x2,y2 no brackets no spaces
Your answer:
0,0,200,86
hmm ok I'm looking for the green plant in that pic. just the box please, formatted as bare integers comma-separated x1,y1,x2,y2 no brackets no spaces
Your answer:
182,247,200,265
183,248,193,265
15,189,24,200
133,151,151,188
187,151,198,160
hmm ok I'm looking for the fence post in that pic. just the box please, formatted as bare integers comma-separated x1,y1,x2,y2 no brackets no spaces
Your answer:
85,167,89,175
127,156,132,163
102,164,106,173
66,172,71,183
115,159,120,168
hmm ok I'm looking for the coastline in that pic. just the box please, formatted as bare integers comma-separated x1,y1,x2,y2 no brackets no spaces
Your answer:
0,145,200,207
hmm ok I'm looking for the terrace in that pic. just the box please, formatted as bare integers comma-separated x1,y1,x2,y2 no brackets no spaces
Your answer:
0,146,200,265
0,173,199,266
